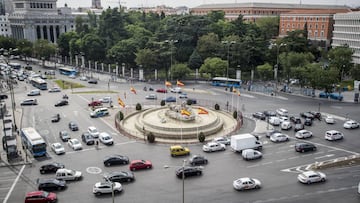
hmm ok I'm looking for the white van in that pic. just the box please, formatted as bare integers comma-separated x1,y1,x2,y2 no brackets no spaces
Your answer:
325,130,343,141
27,89,40,96
242,149,262,160
281,121,292,130
90,107,109,118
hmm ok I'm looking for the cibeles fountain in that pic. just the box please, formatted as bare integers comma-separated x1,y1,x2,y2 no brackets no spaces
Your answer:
119,101,239,143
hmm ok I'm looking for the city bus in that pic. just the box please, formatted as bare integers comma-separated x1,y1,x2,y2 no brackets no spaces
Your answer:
211,77,242,88
30,77,47,90
20,127,47,157
59,67,78,76
9,62,21,70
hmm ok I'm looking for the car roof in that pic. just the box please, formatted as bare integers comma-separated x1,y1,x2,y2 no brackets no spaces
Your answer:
302,171,318,176
26,191,45,197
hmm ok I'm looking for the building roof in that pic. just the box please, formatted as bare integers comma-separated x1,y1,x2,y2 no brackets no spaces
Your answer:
192,2,350,10
281,9,351,15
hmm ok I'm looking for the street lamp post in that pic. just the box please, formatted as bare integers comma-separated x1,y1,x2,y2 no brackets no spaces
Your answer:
274,43,286,95
222,41,236,86
165,40,178,81
164,160,186,203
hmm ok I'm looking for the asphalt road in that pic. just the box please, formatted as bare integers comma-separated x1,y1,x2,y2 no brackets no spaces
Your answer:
2,64,360,203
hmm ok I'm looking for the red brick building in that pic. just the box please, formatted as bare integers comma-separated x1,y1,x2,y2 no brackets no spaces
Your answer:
279,9,351,48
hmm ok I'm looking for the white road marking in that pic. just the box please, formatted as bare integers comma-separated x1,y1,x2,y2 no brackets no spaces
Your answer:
314,154,335,159
3,165,25,203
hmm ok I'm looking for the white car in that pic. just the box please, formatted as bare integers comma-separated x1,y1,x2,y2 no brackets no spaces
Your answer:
99,97,112,103
242,149,262,160
233,177,261,190
270,133,289,142
343,120,360,129
48,86,61,93
325,116,335,124
145,94,157,100
295,129,313,139
202,142,226,152
93,182,122,195
179,93,187,98
276,108,288,117
51,142,65,155
55,168,82,181
99,132,114,145
279,116,289,123
325,130,344,141
79,76,88,81
88,126,100,138
68,138,83,150
269,117,281,126
170,87,182,93
213,136,231,145
281,121,292,130
297,171,326,184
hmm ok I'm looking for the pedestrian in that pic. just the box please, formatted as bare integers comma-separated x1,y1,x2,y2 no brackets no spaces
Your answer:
95,140,99,149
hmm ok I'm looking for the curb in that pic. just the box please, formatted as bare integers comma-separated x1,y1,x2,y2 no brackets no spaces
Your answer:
311,154,360,170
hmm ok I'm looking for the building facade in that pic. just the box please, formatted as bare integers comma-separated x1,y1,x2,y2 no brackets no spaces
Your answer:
8,0,75,43
279,9,350,48
0,13,11,37
190,3,350,22
332,11,360,64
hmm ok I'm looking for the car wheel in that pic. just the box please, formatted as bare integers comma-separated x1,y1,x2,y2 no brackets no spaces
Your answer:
255,185,260,189
40,170,45,174
122,161,126,164
197,171,201,175
106,162,111,167
95,192,101,196
127,178,132,182
204,160,208,164
146,165,150,169
321,178,325,182
313,147,316,151
131,168,135,171
307,181,311,184
301,149,305,153
58,186,62,190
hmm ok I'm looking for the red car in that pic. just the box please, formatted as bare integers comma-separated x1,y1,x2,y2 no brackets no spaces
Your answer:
129,160,152,171
156,88,167,93
88,100,102,107
25,191,57,203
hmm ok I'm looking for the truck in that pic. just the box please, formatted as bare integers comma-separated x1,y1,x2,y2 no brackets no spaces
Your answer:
230,133,262,152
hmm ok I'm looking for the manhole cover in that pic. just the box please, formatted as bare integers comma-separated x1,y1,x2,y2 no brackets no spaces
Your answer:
86,167,102,174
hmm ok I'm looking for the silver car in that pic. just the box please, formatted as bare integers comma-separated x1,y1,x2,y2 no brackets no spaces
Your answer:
233,177,261,190
295,130,313,139
297,171,326,184
270,133,289,142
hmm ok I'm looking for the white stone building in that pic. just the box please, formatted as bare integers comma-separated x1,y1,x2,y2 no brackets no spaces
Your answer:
332,11,360,65
0,13,11,37
8,0,75,43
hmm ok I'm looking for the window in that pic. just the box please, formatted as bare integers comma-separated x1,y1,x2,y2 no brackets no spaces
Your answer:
15,3,24,8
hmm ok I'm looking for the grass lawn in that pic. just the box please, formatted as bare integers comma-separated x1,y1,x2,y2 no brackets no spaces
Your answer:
54,79,85,89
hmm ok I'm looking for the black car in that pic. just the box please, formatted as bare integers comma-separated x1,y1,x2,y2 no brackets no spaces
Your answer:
103,171,135,183
309,111,322,120
187,98,197,105
252,112,266,120
265,129,281,138
88,79,98,84
176,166,202,178
37,178,66,191
51,114,60,123
103,154,130,166
189,155,208,166
39,162,65,174
263,111,276,117
290,116,302,124
54,100,68,107
295,142,317,153
304,118,312,126
81,132,95,145
68,121,79,131
294,123,304,132
300,112,314,120
0,94,8,100
59,130,71,142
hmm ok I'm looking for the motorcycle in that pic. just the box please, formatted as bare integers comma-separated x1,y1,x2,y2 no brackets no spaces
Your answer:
63,94,68,99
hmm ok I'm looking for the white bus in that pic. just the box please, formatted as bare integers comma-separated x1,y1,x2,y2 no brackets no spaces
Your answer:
20,127,47,157
30,77,47,90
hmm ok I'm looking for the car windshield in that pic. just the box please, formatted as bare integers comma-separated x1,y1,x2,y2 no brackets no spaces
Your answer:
55,144,62,149
73,140,79,144
104,136,111,140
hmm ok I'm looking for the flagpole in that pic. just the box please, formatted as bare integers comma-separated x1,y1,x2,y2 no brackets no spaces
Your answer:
231,89,234,112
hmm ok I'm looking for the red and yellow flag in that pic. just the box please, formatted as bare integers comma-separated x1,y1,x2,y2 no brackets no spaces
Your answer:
198,107,208,114
165,81,172,87
176,80,184,86
130,87,137,94
181,109,191,116
118,97,125,108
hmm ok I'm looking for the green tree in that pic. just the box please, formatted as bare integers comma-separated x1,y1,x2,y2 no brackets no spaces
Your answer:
199,57,227,78
57,31,79,57
279,52,314,83
306,63,338,92
256,63,273,80
33,39,56,67
0,36,16,51
135,48,157,71
107,39,137,67
256,17,279,40
80,34,106,62
350,64,360,80
16,39,33,60
281,30,309,53
328,45,354,81
171,63,191,80
188,49,203,70
126,24,152,49
196,33,221,61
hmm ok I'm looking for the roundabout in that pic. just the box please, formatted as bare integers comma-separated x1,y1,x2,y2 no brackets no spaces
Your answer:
117,102,240,143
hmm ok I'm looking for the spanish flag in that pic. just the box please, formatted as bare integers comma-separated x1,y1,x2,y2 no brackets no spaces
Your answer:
118,97,125,108
232,88,237,93
181,109,191,116
237,90,241,96
198,107,208,114
165,81,172,87
176,80,184,86
130,87,137,94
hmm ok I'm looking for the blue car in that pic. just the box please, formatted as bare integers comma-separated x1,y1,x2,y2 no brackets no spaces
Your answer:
162,96,176,102
329,93,343,101
319,92,329,98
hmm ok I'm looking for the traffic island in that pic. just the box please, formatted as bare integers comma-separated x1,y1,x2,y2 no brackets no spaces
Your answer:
311,154,360,170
